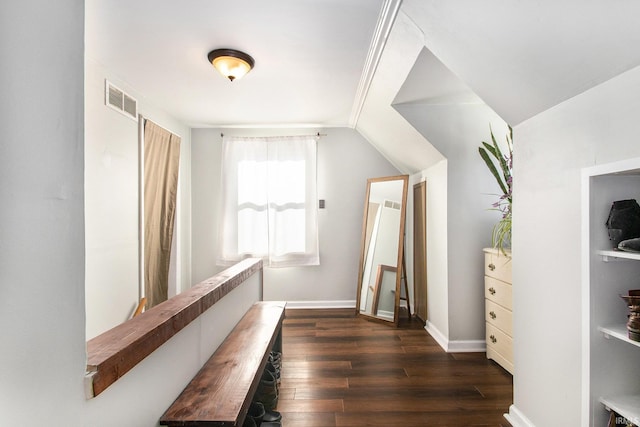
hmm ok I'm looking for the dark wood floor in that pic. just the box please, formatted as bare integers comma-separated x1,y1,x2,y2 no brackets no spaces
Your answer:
277,309,513,427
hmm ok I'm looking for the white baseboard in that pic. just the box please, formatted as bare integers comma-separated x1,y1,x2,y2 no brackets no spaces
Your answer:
376,309,395,320
425,320,448,349
448,339,486,352
504,405,535,427
284,300,356,309
425,321,487,353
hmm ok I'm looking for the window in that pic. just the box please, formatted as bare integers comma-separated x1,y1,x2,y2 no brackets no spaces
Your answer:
218,135,319,267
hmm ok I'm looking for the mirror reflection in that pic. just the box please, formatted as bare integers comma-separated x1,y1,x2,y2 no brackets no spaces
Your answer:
356,175,408,324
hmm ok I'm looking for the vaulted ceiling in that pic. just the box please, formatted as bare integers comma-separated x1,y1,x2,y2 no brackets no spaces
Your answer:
400,0,640,126
86,0,640,172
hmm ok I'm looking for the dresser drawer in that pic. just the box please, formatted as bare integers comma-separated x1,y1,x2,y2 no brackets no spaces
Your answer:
486,322,513,364
484,276,512,310
486,344,514,374
483,249,512,283
485,299,512,336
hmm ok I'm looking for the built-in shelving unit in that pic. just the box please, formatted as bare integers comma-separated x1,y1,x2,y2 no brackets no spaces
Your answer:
582,158,640,427
599,395,640,426
598,324,640,349
597,249,640,262
597,325,640,424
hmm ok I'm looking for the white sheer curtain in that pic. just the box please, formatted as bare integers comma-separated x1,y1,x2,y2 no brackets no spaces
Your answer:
218,135,319,267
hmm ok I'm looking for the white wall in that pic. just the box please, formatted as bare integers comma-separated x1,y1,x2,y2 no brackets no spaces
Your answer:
190,127,401,304
190,128,224,284
409,160,449,339
397,102,508,346
85,275,261,427
1,0,86,423
84,58,192,339
510,64,640,426
2,4,243,426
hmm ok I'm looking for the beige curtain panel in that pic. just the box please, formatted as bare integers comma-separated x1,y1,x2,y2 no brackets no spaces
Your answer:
143,120,181,309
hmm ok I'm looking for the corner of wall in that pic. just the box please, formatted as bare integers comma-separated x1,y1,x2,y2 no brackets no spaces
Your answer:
425,321,485,352
504,405,536,427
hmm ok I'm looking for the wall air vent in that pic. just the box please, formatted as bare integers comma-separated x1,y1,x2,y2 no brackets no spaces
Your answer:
105,79,138,122
383,200,401,210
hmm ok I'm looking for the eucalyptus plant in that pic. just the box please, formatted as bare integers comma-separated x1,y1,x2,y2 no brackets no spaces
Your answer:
479,125,513,254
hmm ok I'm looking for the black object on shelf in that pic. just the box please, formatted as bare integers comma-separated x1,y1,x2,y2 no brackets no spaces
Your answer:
606,199,640,248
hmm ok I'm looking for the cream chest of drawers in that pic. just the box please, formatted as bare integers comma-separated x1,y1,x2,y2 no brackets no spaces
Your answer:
483,248,513,374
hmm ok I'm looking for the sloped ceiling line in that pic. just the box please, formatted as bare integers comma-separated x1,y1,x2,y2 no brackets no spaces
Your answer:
400,0,640,126
348,0,403,128
355,10,445,175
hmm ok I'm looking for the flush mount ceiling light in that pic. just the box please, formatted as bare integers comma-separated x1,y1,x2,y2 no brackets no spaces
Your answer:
207,49,255,82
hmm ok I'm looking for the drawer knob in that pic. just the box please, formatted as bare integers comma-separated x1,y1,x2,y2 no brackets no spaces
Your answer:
488,287,496,295
488,263,496,271
490,335,497,344
490,311,496,320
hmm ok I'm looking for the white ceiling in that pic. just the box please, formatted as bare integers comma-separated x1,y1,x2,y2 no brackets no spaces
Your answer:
401,0,640,126
357,0,640,173
87,0,640,170
393,46,483,108
85,0,386,128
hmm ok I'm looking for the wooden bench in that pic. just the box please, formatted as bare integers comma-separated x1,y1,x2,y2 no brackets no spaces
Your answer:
160,301,286,427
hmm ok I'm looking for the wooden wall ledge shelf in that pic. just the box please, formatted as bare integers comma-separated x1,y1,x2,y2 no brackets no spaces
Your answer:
85,258,263,398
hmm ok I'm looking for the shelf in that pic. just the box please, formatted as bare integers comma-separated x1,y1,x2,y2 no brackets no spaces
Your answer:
598,324,640,349
85,258,263,398
584,160,640,426
597,249,640,262
600,395,640,425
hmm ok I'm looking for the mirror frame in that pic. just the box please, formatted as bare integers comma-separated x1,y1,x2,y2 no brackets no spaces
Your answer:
355,175,409,325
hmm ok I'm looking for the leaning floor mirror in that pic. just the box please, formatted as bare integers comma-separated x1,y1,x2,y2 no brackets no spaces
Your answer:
356,175,409,325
